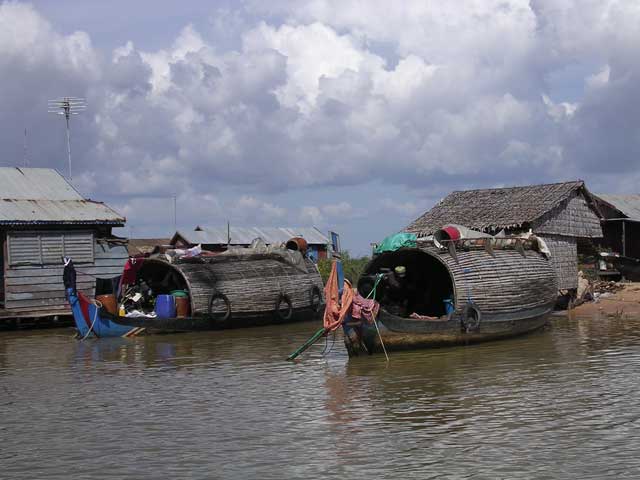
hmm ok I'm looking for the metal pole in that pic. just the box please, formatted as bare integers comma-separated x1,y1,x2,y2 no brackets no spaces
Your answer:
65,110,72,180
173,195,177,233
49,97,85,178
23,128,28,167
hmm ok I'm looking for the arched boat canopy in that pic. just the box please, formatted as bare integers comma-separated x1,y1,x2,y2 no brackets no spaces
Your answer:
362,246,557,317
137,254,323,317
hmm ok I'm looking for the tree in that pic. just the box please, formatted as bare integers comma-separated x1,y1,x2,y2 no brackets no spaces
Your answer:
317,251,370,286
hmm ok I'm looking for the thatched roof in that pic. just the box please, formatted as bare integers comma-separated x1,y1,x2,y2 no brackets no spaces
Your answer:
127,238,171,255
406,180,594,236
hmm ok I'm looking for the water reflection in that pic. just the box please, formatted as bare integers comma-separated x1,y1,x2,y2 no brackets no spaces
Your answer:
2,316,640,479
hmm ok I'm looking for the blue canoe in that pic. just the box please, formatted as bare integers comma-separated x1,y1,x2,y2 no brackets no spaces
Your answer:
67,288,145,338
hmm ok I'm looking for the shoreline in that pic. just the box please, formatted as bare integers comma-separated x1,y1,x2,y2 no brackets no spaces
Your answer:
570,282,640,318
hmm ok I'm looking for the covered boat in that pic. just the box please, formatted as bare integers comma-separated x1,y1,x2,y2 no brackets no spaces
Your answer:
344,233,557,355
65,243,324,338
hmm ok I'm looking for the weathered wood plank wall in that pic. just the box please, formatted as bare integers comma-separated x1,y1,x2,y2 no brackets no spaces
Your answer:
3,240,128,316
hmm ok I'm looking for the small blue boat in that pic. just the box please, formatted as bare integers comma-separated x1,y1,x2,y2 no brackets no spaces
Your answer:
66,287,145,339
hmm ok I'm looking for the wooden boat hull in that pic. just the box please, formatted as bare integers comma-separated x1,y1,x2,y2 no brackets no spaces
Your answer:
65,247,325,338
68,289,146,338
107,305,323,333
68,288,323,338
345,304,553,355
345,243,558,356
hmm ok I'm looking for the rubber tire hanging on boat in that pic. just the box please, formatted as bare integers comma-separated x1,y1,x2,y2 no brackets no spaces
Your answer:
309,285,322,312
208,292,231,324
461,302,482,332
275,292,293,321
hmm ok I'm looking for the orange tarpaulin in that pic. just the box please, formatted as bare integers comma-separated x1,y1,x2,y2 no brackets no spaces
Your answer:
323,261,353,332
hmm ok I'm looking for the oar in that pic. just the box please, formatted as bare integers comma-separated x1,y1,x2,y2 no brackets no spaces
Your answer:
286,327,327,361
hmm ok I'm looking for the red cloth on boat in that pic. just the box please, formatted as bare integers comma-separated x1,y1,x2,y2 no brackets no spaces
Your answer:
323,261,353,333
121,257,144,285
351,293,379,323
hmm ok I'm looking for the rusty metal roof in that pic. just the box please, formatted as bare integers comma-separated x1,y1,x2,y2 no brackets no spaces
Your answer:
175,226,330,246
0,167,125,225
596,194,640,221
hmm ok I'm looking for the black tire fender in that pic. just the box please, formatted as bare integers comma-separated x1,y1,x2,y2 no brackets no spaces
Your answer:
309,285,322,313
461,302,482,332
275,293,293,321
208,291,231,324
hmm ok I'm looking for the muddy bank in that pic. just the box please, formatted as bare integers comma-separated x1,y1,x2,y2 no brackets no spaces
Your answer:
571,282,640,318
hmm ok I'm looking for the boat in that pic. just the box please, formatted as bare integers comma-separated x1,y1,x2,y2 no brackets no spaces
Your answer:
64,241,325,338
343,231,558,355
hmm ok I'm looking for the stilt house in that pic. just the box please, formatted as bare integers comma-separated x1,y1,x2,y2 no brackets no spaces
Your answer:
405,181,603,290
0,168,127,320
591,194,640,259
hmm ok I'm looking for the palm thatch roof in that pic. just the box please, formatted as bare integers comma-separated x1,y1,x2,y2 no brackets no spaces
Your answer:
406,180,601,237
127,238,171,256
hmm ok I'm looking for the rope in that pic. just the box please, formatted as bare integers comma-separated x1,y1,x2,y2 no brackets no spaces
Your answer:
74,269,104,279
365,274,383,300
366,273,389,362
79,299,103,340
321,330,337,356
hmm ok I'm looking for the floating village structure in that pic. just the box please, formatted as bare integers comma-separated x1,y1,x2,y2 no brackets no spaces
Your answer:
171,226,333,261
591,194,640,259
0,167,127,320
405,181,603,291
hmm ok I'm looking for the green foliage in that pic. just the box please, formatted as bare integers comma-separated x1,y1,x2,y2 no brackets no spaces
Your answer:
317,258,332,284
317,251,371,285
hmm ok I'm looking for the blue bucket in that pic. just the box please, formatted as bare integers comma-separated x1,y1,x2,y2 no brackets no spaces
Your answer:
443,298,454,315
156,294,176,318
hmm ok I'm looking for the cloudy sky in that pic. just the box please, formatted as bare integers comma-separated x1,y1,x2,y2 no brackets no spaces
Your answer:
1,1,639,255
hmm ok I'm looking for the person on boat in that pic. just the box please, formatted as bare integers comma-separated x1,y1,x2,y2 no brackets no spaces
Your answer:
382,265,410,316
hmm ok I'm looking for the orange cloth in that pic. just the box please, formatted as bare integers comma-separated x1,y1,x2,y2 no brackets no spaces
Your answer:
323,261,353,332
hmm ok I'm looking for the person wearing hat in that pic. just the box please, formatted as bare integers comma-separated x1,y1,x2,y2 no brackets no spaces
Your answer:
382,265,409,315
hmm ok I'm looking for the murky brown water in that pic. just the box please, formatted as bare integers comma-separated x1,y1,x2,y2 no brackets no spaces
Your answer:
2,314,640,479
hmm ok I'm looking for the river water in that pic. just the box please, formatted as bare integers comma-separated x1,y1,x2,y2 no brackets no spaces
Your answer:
2,313,640,479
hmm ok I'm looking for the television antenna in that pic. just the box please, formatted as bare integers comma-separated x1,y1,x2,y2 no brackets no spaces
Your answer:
48,97,86,180
23,128,28,167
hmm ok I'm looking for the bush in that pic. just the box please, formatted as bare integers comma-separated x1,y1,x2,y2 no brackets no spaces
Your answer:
317,251,370,286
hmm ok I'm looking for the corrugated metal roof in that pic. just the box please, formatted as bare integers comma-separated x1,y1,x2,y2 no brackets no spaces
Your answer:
0,167,125,225
596,194,640,221
177,226,330,245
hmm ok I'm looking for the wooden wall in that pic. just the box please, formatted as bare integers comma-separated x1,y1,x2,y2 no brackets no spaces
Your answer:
2,237,128,317
536,234,578,290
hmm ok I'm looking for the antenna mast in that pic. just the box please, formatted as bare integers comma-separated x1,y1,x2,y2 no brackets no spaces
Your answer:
23,128,28,167
48,97,86,180
173,194,177,233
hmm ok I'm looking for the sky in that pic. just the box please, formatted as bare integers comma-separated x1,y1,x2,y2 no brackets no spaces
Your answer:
1,1,639,255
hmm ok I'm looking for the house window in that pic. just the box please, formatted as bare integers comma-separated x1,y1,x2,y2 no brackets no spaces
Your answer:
7,231,95,266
